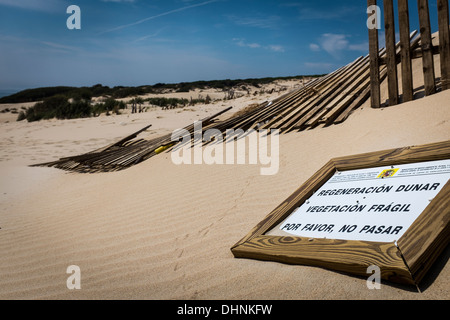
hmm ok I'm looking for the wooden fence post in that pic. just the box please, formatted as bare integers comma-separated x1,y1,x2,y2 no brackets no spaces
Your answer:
384,0,399,105
398,0,414,102
418,0,437,96
438,0,450,91
368,0,381,108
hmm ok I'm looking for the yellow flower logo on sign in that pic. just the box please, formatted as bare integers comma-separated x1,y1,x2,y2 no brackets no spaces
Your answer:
377,168,399,179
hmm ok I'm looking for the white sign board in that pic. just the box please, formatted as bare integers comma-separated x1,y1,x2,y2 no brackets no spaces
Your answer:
279,159,450,242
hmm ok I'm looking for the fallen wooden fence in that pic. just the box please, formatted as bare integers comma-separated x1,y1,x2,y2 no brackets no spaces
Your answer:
32,34,417,173
32,107,232,173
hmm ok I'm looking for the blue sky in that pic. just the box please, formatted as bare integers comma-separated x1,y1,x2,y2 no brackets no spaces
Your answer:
0,0,439,90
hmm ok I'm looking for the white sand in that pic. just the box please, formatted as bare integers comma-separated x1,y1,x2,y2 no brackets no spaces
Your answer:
0,75,449,300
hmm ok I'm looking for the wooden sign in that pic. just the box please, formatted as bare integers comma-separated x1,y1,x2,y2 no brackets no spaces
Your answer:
231,141,450,286
271,159,450,243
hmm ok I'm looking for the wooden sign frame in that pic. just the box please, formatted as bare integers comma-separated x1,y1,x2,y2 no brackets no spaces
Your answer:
231,140,450,286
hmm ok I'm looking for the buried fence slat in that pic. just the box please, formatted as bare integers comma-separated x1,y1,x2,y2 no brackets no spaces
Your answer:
333,66,388,125
315,69,373,127
259,67,349,130
378,30,419,65
398,0,414,102
259,71,343,130
418,0,437,96
255,68,346,130
384,0,399,106
368,0,381,108
279,57,367,132
303,58,372,128
438,0,450,91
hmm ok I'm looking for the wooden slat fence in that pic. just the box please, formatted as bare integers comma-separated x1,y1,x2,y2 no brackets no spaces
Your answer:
368,0,450,107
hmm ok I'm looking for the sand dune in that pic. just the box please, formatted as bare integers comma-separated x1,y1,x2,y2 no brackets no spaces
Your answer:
0,71,449,300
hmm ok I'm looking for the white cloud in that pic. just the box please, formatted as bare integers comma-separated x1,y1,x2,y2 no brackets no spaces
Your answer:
234,38,261,49
99,0,219,34
133,28,167,42
320,33,349,57
310,33,368,58
233,39,285,53
269,45,285,53
309,43,320,51
41,41,80,52
246,42,262,49
226,14,281,30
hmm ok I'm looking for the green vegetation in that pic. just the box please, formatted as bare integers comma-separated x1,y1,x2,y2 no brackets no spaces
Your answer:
1,75,324,105
17,96,126,122
8,74,325,122
2,86,76,104
145,95,213,108
16,95,215,122
17,95,89,122
146,97,187,108
92,98,126,116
